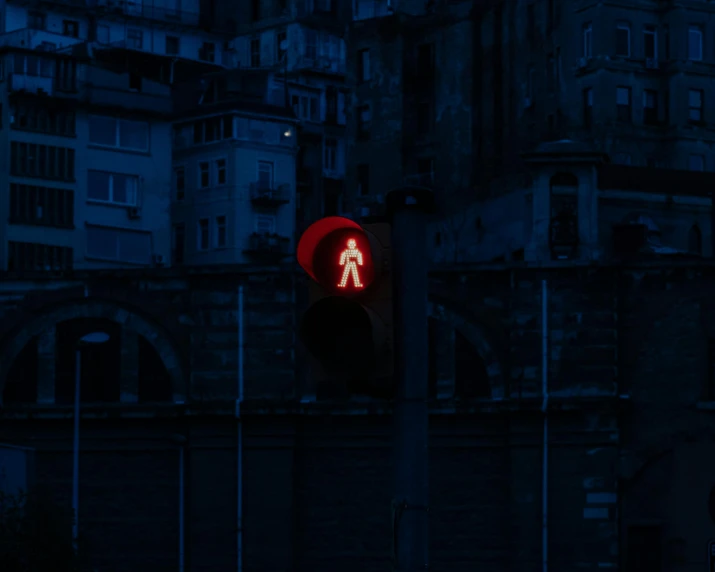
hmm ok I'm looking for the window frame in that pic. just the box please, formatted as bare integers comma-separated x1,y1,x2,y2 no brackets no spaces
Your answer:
215,215,227,248
126,28,143,50
615,22,631,57
642,89,658,125
358,48,371,83
583,22,593,59
197,218,210,251
689,88,704,123
198,161,210,189
688,25,703,61
324,137,338,171
85,224,153,265
165,35,180,55
257,160,274,190
62,20,79,38
86,170,140,206
87,115,149,152
174,166,185,200
214,158,227,186
643,25,657,60
616,86,632,122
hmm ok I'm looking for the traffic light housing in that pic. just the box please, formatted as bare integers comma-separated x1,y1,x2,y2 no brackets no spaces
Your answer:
297,216,393,397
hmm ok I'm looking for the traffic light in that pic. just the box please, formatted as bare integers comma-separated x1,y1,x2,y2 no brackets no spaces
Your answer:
297,216,393,397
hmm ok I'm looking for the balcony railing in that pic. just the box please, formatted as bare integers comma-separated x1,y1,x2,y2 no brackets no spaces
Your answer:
249,183,291,207
97,0,201,26
243,233,291,261
295,55,346,75
9,73,54,95
0,28,83,52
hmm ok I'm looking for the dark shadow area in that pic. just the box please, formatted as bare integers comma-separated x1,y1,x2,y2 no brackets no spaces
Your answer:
138,335,173,402
55,318,121,404
3,336,39,404
455,329,491,398
428,317,438,398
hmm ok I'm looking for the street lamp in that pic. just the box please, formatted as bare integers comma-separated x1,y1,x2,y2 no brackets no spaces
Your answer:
72,331,110,552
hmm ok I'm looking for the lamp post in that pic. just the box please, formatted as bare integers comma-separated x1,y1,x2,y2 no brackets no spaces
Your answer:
72,331,110,553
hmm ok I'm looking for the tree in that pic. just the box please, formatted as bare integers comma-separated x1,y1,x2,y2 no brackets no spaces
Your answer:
0,488,81,572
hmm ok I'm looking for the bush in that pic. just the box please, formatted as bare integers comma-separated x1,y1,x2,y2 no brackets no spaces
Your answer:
0,488,81,572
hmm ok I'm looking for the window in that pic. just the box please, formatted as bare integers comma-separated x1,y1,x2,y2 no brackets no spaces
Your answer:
174,167,185,200
292,94,319,121
126,28,143,50
324,138,337,171
11,143,75,181
583,88,593,127
87,171,139,205
358,49,371,82
198,219,210,250
688,25,703,61
97,25,110,44
615,22,630,57
10,184,74,228
250,38,261,67
276,31,287,62
689,224,702,255
7,241,73,272
62,20,79,38
13,54,54,77
643,25,657,60
199,162,210,188
326,86,338,123
305,30,317,60
357,105,371,138
85,226,152,264
165,35,180,55
257,161,274,190
88,116,149,151
255,214,275,234
616,86,631,122
215,216,227,248
643,90,658,125
689,89,704,122
583,23,592,58
357,163,369,196
213,159,226,185
172,224,185,264
12,104,75,136
28,11,46,30
689,154,705,171
200,42,215,62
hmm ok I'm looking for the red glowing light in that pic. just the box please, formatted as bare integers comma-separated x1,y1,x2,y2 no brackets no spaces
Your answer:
337,237,364,289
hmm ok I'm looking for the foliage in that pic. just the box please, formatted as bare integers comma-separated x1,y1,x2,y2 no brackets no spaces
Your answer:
0,488,81,572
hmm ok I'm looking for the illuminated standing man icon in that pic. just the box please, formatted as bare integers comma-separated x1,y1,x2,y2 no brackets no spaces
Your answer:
338,238,364,289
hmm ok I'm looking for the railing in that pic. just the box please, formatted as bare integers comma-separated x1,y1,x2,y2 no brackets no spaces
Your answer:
249,183,291,203
294,55,346,75
97,0,201,26
9,73,54,94
245,233,290,254
0,28,83,51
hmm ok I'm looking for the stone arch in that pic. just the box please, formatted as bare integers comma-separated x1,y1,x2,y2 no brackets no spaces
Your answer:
0,299,186,405
427,296,505,400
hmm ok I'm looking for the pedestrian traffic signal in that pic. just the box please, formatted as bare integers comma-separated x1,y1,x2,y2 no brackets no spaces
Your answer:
297,216,393,397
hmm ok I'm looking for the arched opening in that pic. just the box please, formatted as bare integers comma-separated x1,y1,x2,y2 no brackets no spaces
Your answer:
55,318,122,404
455,329,490,398
138,335,173,402
688,224,702,255
3,336,39,404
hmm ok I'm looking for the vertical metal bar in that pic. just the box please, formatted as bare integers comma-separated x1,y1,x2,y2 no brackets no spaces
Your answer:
541,279,549,572
389,188,432,571
72,348,81,552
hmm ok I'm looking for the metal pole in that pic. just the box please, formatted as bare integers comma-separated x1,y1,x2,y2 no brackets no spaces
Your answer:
541,280,549,572
72,348,81,552
388,187,433,571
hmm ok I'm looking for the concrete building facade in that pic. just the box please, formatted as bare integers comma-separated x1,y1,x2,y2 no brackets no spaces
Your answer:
170,71,299,266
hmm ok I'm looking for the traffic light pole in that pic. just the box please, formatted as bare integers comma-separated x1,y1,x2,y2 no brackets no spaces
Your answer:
387,187,434,571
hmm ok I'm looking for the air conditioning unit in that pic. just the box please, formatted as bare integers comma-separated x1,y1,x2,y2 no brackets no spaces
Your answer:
577,57,588,69
127,206,141,219
152,253,165,266
645,58,659,69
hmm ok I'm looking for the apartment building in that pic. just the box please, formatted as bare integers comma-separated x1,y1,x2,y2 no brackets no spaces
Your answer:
171,70,299,266
0,37,174,271
218,0,350,227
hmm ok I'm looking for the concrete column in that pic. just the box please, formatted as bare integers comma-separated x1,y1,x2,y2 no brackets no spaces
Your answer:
525,171,552,262
37,327,56,404
434,318,455,399
120,329,139,403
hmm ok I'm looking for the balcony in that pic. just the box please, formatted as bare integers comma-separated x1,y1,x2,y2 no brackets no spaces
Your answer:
294,55,346,76
8,73,54,95
243,233,291,262
96,0,201,26
0,28,84,52
249,183,291,207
